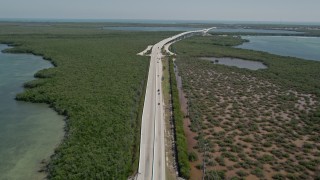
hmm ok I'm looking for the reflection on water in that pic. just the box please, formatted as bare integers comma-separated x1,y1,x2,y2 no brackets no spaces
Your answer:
0,44,64,180
201,57,267,70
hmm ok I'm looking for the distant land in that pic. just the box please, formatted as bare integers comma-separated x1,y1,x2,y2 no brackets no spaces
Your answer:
0,20,319,179
1,18,320,25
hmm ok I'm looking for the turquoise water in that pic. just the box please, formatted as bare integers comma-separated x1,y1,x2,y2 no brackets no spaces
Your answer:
0,44,64,179
238,36,320,61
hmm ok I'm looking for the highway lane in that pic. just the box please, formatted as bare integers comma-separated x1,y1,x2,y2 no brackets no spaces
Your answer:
137,27,214,180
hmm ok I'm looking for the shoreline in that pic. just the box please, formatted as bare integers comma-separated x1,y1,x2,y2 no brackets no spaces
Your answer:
0,43,66,179
0,28,165,179
172,34,320,179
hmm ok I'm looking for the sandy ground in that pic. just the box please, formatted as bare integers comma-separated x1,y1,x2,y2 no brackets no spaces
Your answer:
175,58,320,179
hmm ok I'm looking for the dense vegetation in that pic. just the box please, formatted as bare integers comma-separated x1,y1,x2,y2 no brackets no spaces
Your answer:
168,57,190,178
173,35,320,179
174,35,320,97
0,22,174,179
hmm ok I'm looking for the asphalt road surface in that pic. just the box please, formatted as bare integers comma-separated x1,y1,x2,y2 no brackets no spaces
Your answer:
137,28,214,180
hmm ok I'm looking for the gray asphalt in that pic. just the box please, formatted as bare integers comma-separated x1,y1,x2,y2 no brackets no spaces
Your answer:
137,28,214,180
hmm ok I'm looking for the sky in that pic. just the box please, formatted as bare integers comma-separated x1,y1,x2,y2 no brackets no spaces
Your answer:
0,0,320,22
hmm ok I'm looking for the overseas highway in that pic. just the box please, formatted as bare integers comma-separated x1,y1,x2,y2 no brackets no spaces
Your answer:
137,27,214,180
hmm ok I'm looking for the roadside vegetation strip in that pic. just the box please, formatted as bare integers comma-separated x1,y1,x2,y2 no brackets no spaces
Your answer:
168,57,190,179
0,24,175,179
131,59,150,174
173,35,320,179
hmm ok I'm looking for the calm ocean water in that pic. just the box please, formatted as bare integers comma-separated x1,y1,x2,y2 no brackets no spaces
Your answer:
0,19,319,179
0,44,64,179
238,36,320,61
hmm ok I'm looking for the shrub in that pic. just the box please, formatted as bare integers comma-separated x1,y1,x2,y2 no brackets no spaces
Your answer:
258,154,274,164
251,168,264,178
205,170,225,180
236,170,248,177
272,173,286,180
215,156,225,166
188,151,198,162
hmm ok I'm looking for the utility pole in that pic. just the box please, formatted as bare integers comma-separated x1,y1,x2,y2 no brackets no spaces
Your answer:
202,142,207,180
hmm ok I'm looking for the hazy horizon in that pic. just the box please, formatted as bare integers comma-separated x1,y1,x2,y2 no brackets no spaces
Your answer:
1,0,320,23
1,18,320,24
